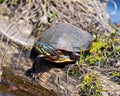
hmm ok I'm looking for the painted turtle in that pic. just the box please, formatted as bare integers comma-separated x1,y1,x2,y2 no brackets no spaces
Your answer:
30,23,93,72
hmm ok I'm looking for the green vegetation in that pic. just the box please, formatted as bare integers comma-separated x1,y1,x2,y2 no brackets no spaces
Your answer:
12,0,19,6
76,29,120,95
79,72,104,96
49,12,57,22
112,71,120,77
78,31,120,67
0,0,5,4
68,65,84,78
0,0,120,95
23,46,31,51
86,40,106,66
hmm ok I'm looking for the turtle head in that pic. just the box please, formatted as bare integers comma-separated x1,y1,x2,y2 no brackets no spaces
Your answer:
34,42,57,57
34,43,44,54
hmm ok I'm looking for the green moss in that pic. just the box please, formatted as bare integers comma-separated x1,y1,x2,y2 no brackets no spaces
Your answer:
112,71,120,77
79,72,104,96
85,40,107,66
115,47,120,53
0,0,5,4
78,31,120,67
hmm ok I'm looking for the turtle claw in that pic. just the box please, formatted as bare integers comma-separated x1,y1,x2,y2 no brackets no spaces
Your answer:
31,71,42,82
31,73,38,82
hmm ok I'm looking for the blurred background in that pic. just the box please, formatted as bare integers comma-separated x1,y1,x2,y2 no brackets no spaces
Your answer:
106,0,120,24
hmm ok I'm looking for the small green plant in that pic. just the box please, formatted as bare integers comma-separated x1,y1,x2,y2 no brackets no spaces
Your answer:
12,0,19,6
78,31,120,67
112,71,120,77
0,0,5,4
79,72,104,96
49,11,57,22
115,47,120,53
85,40,107,66
23,46,31,51
79,54,84,65
68,66,82,78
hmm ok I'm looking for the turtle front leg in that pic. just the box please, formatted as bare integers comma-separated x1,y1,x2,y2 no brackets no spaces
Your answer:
32,61,39,73
32,55,44,73
31,55,44,81
70,52,80,61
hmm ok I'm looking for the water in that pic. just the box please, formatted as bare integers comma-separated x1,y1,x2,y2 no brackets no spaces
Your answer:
106,0,120,24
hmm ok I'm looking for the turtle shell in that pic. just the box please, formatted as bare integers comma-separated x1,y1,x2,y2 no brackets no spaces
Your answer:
37,23,93,52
